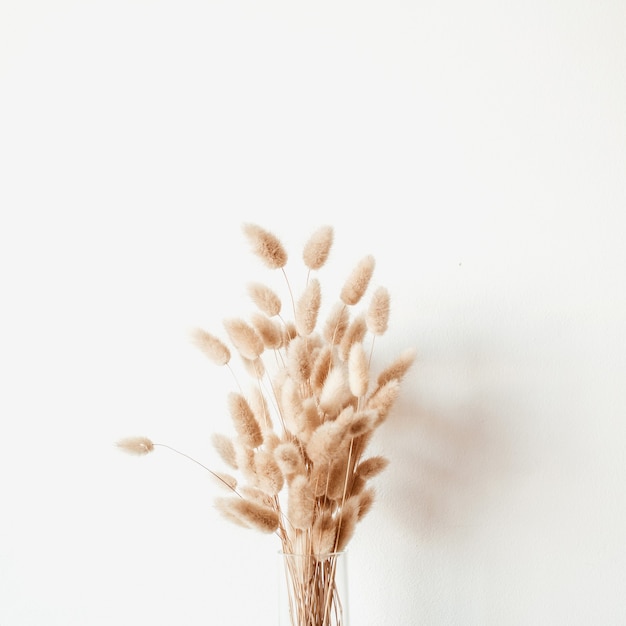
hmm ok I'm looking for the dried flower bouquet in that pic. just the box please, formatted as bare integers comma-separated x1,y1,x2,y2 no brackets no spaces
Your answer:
118,223,414,626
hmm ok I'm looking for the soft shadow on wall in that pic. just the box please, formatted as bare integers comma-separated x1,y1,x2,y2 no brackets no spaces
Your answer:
379,339,516,538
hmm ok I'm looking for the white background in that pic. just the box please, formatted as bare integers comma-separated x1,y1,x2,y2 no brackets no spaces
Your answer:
1,1,625,624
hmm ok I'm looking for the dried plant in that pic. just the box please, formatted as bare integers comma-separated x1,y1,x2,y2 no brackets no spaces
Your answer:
117,223,414,626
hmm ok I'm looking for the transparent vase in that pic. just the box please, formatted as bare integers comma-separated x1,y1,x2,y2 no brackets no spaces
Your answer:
278,551,349,626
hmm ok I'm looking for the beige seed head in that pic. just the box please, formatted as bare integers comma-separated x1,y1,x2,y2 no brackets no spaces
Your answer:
247,282,282,317
306,407,352,464
367,378,401,423
335,497,359,551
311,344,333,394
287,336,313,384
190,328,231,366
302,225,334,270
340,255,375,306
239,485,275,508
281,321,298,347
273,441,306,478
323,303,349,346
254,450,285,495
223,318,264,360
295,278,321,336
366,286,390,335
242,356,265,379
248,386,273,432
326,458,350,500
338,315,367,361
318,366,350,416
211,433,238,469
376,348,416,387
215,496,279,533
227,392,263,449
210,471,238,491
250,313,282,350
287,474,315,530
311,510,338,555
356,455,389,480
116,436,154,455
348,342,369,397
356,487,376,521
242,223,288,269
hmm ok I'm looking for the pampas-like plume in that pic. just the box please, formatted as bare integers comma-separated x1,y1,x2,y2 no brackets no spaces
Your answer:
340,255,375,306
326,458,350,500
274,441,306,479
311,510,338,555
191,329,231,366
287,336,312,385
335,497,359,552
215,496,279,533
240,485,276,508
287,474,315,529
298,397,321,441
348,342,369,397
247,282,282,317
366,378,401,423
323,302,349,346
356,455,389,480
302,225,334,270
248,386,273,432
223,318,264,361
306,406,353,464
318,366,350,416
356,487,376,521
375,348,416,388
311,344,333,394
281,321,297,347
116,436,154,455
227,392,263,449
242,223,288,269
295,278,321,336
338,315,367,362
210,471,238,491
242,356,265,379
251,312,282,349
366,286,390,335
211,433,238,469
255,450,284,495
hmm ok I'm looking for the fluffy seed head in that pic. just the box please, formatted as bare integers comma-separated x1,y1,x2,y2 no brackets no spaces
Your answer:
287,474,315,529
242,223,288,269
348,342,369,397
376,348,417,387
295,278,321,336
211,433,238,469
247,282,282,317
215,497,279,533
302,225,334,270
250,313,282,350
227,392,263,449
274,441,306,478
323,303,349,346
338,315,367,361
340,255,375,306
223,318,264,360
191,329,231,365
366,286,390,335
116,436,154,455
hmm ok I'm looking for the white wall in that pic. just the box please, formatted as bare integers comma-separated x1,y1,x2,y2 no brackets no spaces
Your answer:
1,1,625,624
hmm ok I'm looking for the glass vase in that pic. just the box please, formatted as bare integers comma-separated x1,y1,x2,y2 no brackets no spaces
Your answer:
278,551,349,626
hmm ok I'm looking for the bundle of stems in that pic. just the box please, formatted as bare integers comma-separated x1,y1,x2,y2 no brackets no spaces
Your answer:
117,223,414,626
